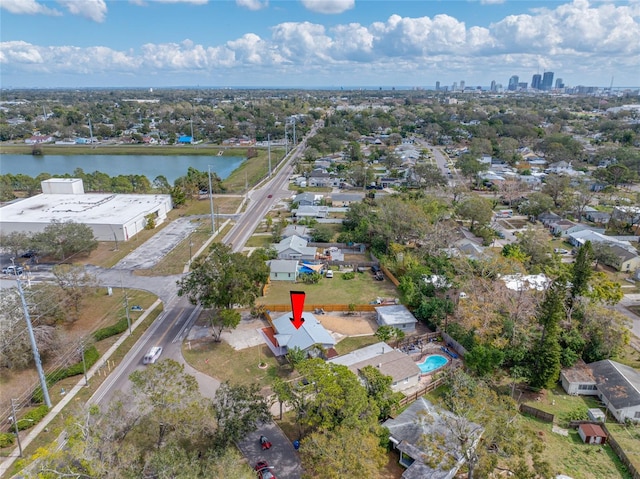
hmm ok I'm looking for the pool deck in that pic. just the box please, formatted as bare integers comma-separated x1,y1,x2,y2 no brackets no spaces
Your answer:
402,342,463,396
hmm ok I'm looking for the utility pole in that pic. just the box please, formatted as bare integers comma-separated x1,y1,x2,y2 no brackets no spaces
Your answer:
79,340,88,386
268,133,272,177
208,164,215,235
14,272,51,408
119,272,131,334
292,118,296,146
11,399,22,457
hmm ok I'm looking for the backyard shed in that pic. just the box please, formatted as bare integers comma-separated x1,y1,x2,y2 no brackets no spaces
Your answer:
587,408,606,423
375,304,417,333
578,423,607,445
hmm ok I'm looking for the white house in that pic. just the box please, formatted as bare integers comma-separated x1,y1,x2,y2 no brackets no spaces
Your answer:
273,235,317,261
561,359,640,423
261,311,336,357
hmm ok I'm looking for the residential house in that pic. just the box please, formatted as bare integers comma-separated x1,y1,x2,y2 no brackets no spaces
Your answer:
260,311,336,357
266,259,299,282
548,219,577,236
281,225,312,241
375,305,417,333
383,397,483,479
585,210,611,225
538,212,562,226
561,360,598,396
578,424,608,445
567,230,634,250
329,342,421,393
604,245,640,273
379,177,404,189
308,172,340,188
293,192,322,207
561,359,640,423
273,235,317,261
454,239,485,260
294,205,329,219
294,176,307,188
25,135,53,144
330,193,365,207
611,206,640,227
545,161,575,174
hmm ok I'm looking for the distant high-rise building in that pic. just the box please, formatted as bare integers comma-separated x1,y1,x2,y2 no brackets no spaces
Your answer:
532,74,542,90
518,82,528,90
452,82,458,91
490,80,497,92
460,80,465,91
508,75,519,91
542,71,554,90
555,78,564,89
435,81,440,91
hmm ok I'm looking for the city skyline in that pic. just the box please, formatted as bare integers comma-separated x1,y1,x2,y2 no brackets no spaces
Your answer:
1,0,639,89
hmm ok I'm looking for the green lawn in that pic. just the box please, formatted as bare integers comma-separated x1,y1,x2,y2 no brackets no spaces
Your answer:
259,271,399,306
334,335,380,355
182,340,296,389
521,386,637,478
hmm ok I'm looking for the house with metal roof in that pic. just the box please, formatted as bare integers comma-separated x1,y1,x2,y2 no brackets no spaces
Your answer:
383,397,483,479
266,260,299,282
261,311,336,357
329,342,421,392
273,235,317,261
375,305,418,333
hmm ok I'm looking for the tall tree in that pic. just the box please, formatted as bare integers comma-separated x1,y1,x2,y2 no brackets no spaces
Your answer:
211,381,271,447
32,219,98,261
456,196,493,230
299,426,387,479
569,241,593,305
177,242,269,310
529,280,564,390
51,264,97,320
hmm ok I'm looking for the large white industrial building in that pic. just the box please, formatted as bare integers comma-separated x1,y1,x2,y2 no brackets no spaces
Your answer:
0,179,172,242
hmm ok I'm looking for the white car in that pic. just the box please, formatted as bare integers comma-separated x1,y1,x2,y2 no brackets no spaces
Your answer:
143,346,163,364
325,270,333,278
554,248,569,255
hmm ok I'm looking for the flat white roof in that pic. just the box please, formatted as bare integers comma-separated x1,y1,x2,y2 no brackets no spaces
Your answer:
0,193,171,226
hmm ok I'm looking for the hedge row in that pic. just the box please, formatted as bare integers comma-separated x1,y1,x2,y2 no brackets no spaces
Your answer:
93,317,129,342
0,433,15,448
32,345,100,403
17,405,50,431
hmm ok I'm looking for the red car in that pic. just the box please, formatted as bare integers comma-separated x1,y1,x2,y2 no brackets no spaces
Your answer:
267,194,273,198
254,461,276,479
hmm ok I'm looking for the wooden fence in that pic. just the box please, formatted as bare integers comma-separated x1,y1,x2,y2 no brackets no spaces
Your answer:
519,404,554,423
601,424,640,479
398,376,447,407
380,264,400,287
263,303,378,313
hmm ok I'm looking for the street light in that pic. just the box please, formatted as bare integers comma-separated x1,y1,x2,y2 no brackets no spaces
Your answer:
208,164,215,235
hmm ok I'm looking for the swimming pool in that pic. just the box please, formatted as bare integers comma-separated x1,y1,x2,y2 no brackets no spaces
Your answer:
417,354,448,374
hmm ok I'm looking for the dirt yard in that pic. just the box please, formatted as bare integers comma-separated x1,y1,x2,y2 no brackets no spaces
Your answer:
315,312,378,336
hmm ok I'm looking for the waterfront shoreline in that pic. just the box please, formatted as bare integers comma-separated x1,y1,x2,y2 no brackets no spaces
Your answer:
0,143,255,156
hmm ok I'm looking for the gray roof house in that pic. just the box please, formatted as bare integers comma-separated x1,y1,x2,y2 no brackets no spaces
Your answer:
265,311,336,357
330,193,365,207
281,224,312,241
375,304,417,333
274,235,317,261
590,360,640,423
295,205,329,219
561,359,640,423
329,342,421,392
585,210,612,224
293,192,322,207
383,397,483,479
266,259,299,282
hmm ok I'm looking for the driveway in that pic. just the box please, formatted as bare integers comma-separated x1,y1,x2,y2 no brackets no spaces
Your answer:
236,421,302,479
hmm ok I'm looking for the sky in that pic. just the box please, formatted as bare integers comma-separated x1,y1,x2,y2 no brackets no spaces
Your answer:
1,0,639,89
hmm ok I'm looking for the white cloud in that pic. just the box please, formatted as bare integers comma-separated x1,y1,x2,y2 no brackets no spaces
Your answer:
236,0,268,10
300,0,354,14
57,0,107,22
480,0,505,4
0,0,60,16
2,0,639,86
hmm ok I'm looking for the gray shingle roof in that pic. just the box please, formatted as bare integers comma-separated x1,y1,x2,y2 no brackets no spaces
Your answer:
590,360,640,410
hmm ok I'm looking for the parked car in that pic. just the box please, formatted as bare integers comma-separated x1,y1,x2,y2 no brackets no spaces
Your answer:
20,250,37,258
554,248,569,254
374,271,384,281
2,265,24,275
371,264,381,274
325,270,333,278
142,346,163,365
131,305,144,312
254,461,276,479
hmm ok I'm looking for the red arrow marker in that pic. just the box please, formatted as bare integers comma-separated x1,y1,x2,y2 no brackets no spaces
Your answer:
290,290,306,330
